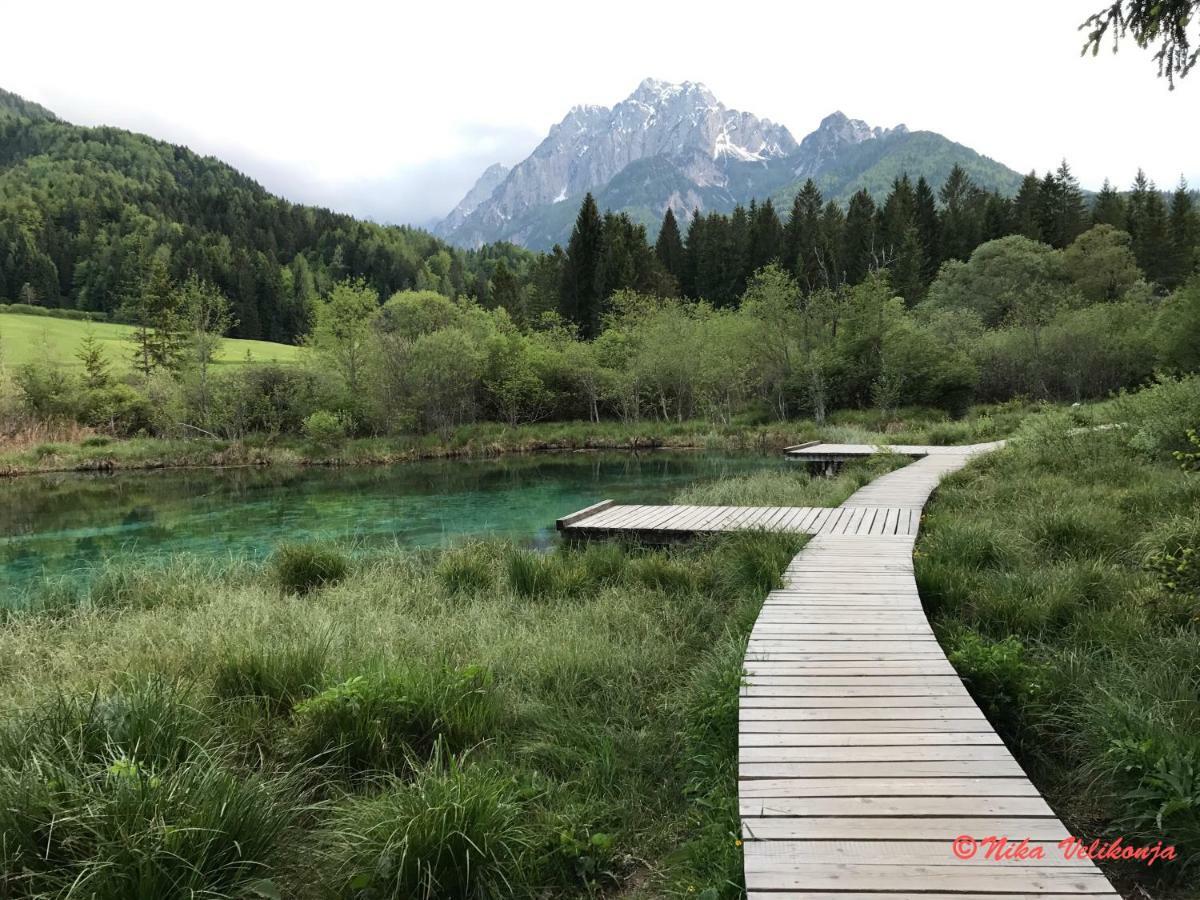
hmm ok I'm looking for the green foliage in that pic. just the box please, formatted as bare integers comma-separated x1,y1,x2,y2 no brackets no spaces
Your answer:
211,639,329,713
322,762,533,900
945,630,1044,737
302,410,347,452
1062,224,1144,301
288,666,500,776
272,544,350,595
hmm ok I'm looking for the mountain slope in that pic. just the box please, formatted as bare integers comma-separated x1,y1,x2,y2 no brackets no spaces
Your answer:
0,89,525,342
438,84,1026,250
442,79,800,248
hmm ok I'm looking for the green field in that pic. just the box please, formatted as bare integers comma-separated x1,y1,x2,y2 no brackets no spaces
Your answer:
0,313,302,371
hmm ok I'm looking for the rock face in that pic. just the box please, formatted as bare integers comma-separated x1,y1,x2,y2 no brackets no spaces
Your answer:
437,163,510,238
435,80,1014,249
792,111,906,178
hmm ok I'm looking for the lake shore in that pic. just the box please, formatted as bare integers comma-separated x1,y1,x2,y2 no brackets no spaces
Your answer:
0,405,1035,478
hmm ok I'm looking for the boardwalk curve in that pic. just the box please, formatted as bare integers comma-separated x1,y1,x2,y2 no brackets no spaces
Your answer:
558,442,1119,898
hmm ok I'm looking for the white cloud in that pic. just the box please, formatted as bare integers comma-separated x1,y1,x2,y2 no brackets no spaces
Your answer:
2,0,1195,225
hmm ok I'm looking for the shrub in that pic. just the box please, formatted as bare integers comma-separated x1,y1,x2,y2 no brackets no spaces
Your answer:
303,409,347,452
288,666,500,776
323,761,533,900
945,629,1044,739
1118,374,1200,460
1141,513,1200,605
273,543,350,595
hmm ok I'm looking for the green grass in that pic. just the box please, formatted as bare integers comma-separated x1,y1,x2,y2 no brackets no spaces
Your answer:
0,312,301,371
0,459,842,899
0,399,1056,477
917,380,1200,891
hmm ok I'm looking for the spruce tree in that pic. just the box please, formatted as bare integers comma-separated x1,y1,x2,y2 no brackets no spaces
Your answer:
983,192,1014,240
1043,160,1087,248
1167,177,1200,288
1138,185,1172,283
76,333,111,390
938,165,981,261
913,176,941,282
1091,178,1126,227
560,193,604,337
783,180,825,290
682,209,706,298
842,190,878,284
1011,172,1044,241
747,199,784,274
654,207,686,285
489,259,522,317
819,201,847,286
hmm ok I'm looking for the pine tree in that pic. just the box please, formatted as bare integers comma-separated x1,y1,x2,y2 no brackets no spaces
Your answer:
818,201,847,287
890,224,927,306
1139,185,1172,284
1167,177,1200,288
747,199,784,274
913,176,941,282
489,259,522,317
879,174,916,250
725,205,752,304
842,190,878,284
654,207,686,285
1011,172,1044,241
938,165,981,261
1091,178,1126,227
682,208,706,299
560,193,605,337
783,180,825,290
122,253,183,374
76,333,111,390
1042,160,1087,248
983,192,1013,240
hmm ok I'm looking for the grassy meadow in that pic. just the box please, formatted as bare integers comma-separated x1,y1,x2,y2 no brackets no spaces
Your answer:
0,456,910,898
915,376,1200,893
0,312,302,372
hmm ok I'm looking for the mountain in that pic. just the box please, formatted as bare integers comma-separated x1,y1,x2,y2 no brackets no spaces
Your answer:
0,88,525,342
437,82,1025,249
437,162,510,237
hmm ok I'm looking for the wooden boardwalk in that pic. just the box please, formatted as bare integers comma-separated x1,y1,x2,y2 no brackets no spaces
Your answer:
557,443,1119,898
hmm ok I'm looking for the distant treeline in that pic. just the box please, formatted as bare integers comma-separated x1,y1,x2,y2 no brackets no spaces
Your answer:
531,164,1200,334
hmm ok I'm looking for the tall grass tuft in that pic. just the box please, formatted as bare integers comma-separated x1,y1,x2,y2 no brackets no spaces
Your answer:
323,759,534,900
211,637,330,713
0,750,295,900
288,665,501,776
273,543,350,595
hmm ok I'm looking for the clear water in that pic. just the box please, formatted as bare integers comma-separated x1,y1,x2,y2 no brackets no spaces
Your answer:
0,452,787,601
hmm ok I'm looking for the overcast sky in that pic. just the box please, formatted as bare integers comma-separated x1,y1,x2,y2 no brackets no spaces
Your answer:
3,0,1196,226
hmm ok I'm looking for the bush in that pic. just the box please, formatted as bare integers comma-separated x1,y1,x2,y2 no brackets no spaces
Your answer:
323,761,533,900
1140,513,1200,605
945,629,1044,739
288,666,500,775
1118,374,1200,460
303,409,347,452
273,544,350,595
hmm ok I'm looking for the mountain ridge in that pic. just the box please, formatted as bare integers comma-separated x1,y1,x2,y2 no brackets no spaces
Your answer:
437,81,1025,249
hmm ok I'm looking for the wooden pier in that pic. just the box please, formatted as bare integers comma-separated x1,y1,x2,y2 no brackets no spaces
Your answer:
556,442,1118,898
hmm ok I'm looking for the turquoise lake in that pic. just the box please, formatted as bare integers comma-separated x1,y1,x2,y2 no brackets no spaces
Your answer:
0,451,788,601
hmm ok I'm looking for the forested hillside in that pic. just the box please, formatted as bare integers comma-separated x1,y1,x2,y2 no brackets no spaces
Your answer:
0,89,531,342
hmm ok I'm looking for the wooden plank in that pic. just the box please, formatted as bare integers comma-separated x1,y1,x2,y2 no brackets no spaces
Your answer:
738,746,1018,763
743,867,1114,894
556,499,615,529
744,840,1092,866
740,816,1071,842
738,795,1053,817
738,732,1004,747
738,778,1040,798
741,760,1025,779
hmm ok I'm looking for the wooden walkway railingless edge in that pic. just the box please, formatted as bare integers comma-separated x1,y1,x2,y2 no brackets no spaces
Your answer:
556,443,1119,898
